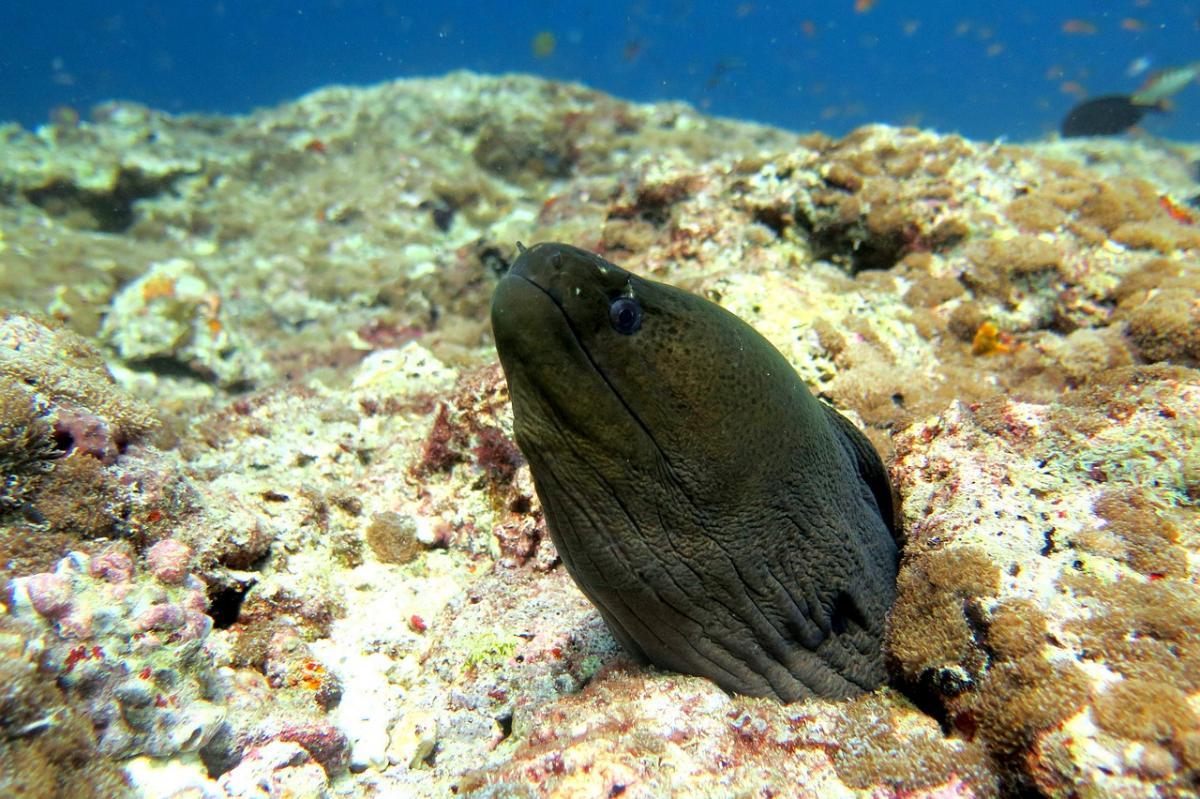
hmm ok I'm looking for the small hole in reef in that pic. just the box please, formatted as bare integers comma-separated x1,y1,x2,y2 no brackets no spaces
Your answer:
495,712,513,741
208,584,251,629
51,429,75,452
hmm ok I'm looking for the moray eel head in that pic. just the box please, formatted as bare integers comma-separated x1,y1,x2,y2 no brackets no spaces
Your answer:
492,242,898,702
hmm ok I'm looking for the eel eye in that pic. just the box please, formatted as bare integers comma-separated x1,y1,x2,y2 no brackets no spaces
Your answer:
608,296,643,335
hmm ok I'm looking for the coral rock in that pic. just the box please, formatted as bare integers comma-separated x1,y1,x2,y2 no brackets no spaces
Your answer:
219,741,331,799
134,603,187,632
7,551,225,760
272,721,350,776
25,571,74,620
52,406,123,464
387,710,439,769
90,550,135,583
146,538,192,584
890,365,1200,796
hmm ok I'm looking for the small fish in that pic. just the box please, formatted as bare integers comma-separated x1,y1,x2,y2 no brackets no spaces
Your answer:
704,57,744,91
1126,55,1153,78
1059,80,1088,100
1061,94,1162,137
1061,19,1098,35
1158,195,1196,225
531,30,557,59
854,0,877,13
1120,17,1146,32
1131,61,1200,106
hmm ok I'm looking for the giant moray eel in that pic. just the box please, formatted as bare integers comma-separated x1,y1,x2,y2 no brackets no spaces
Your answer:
491,243,898,701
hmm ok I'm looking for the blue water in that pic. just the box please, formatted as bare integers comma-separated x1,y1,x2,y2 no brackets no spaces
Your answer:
3,1,1198,141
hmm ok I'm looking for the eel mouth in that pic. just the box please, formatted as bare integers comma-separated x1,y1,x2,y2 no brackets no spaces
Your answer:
490,267,627,442
495,242,624,396
492,244,679,482
493,252,666,465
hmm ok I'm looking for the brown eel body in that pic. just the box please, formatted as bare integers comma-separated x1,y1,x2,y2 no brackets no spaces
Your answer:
491,243,898,701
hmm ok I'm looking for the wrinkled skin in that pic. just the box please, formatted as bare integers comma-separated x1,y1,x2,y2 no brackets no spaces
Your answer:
491,243,898,701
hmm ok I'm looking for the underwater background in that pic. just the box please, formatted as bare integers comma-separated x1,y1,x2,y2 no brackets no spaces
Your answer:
3,0,1199,140
3,3,1200,799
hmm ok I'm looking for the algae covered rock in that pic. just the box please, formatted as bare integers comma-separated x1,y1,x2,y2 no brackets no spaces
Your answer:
8,547,224,760
101,258,270,388
889,365,1200,796
0,311,162,569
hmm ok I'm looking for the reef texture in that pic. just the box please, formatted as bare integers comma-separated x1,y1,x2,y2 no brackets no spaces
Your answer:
0,72,1197,798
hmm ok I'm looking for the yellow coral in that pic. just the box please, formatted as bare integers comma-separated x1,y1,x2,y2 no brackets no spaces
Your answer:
971,321,1015,356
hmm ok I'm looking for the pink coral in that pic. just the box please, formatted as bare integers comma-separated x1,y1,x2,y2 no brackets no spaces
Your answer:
134,603,186,632
182,587,208,615
178,611,213,641
51,406,124,464
146,539,191,584
89,551,134,583
272,721,350,775
25,572,73,620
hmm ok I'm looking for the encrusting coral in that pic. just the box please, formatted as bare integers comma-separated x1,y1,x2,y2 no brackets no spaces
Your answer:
7,545,224,760
0,614,135,799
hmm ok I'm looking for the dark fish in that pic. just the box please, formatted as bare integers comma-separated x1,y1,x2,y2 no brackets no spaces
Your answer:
1061,94,1162,137
491,243,899,701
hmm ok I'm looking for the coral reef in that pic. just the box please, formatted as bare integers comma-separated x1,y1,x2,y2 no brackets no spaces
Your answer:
0,311,169,576
1,72,1198,797
101,258,270,388
0,614,134,798
889,365,1200,795
7,547,224,759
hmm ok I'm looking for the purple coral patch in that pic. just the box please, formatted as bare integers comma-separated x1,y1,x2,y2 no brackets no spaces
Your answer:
146,539,192,584
26,572,74,620
89,551,134,583
134,603,187,632
51,406,125,464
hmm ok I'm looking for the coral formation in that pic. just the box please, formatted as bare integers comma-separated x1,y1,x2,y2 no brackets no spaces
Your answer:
890,365,1200,796
1114,257,1200,366
0,312,158,450
101,258,269,388
0,615,135,798
7,548,224,760
364,511,421,565
0,71,1198,797
0,312,171,578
